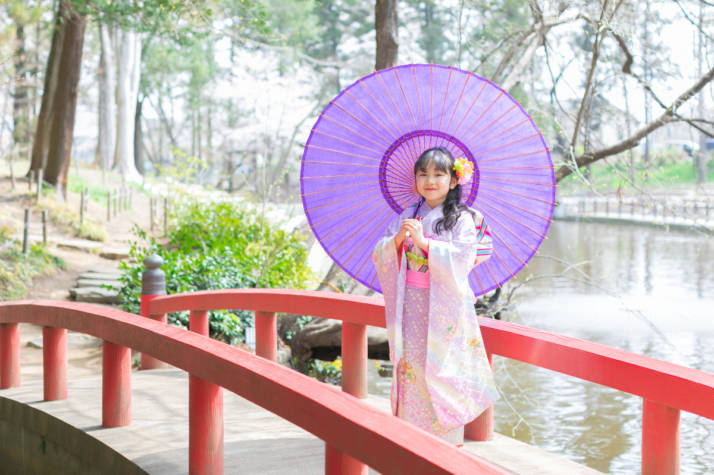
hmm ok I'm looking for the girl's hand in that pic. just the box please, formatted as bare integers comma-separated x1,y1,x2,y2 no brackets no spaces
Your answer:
402,219,428,251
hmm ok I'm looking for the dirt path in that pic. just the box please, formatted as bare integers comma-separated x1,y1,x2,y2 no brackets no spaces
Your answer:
2,163,157,377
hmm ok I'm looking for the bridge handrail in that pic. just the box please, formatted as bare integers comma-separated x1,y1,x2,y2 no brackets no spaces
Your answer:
0,300,506,474
148,288,714,420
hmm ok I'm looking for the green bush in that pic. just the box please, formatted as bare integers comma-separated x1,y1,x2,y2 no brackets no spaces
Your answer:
118,199,312,344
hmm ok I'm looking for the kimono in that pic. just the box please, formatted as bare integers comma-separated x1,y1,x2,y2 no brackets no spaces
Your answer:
372,202,499,444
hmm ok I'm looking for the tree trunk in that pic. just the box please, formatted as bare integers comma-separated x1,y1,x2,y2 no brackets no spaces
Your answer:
113,27,142,181
375,0,398,70
42,1,86,198
29,5,66,175
134,98,145,174
695,1,707,185
13,22,31,148
97,21,116,170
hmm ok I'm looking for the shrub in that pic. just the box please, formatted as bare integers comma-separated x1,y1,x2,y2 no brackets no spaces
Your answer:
118,199,312,344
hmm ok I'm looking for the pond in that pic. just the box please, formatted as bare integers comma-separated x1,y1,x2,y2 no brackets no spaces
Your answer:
497,220,714,474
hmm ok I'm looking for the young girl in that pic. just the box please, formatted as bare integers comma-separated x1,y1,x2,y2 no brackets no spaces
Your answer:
372,147,499,445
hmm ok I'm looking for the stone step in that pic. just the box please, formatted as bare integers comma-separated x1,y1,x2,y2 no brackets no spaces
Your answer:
99,247,130,260
78,272,122,281
75,279,121,289
69,287,120,304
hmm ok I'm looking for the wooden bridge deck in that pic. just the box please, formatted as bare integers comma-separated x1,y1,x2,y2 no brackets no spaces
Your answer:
1,367,602,474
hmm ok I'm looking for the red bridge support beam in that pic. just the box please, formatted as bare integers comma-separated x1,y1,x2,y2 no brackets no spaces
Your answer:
465,351,494,441
43,326,67,400
189,310,224,475
327,321,369,475
642,399,680,475
0,322,20,388
255,311,277,362
102,340,131,427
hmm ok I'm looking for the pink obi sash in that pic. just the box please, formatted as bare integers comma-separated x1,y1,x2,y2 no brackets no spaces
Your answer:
406,269,430,289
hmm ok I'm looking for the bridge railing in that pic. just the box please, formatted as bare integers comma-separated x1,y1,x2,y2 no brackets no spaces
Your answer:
0,300,508,475
145,288,714,475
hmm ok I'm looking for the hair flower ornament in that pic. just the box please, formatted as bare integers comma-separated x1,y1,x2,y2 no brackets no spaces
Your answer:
453,157,474,185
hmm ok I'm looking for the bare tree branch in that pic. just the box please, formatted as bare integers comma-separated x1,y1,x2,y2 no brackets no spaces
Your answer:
570,0,616,150
556,64,714,181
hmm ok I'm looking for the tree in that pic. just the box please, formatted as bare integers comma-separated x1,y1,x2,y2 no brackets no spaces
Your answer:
29,0,85,196
112,26,142,181
375,0,398,70
96,21,116,171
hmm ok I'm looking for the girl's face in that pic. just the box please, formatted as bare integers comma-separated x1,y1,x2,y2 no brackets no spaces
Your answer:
414,162,457,208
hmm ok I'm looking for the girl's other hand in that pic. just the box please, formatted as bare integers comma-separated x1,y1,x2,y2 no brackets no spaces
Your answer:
394,222,409,248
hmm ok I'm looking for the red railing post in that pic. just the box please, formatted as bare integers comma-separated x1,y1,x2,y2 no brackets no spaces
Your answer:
141,254,168,369
43,326,67,400
642,399,680,475
0,322,20,388
465,351,495,441
341,322,367,398
254,311,277,362
325,445,343,475
102,340,131,427
335,321,369,474
189,310,223,475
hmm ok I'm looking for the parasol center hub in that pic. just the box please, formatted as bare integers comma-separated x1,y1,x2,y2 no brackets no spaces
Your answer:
378,129,479,214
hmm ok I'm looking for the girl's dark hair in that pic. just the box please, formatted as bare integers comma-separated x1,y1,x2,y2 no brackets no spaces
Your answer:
412,147,474,233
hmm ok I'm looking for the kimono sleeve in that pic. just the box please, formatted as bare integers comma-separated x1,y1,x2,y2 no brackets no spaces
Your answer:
427,212,480,285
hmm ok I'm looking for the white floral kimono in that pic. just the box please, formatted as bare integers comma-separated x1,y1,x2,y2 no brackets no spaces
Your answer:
373,202,499,444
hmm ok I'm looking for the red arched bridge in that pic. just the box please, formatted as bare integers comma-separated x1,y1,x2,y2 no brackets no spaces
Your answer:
1,289,712,474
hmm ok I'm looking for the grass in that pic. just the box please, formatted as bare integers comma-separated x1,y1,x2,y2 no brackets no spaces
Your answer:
558,154,714,194
0,231,66,300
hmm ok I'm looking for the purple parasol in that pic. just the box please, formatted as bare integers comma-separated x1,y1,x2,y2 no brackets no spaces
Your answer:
301,64,555,297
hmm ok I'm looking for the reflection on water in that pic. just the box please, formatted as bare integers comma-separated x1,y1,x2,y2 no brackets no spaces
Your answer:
498,220,714,474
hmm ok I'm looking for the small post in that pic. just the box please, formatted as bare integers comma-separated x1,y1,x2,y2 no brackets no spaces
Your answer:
80,188,86,225
36,168,43,201
113,190,118,217
642,399,680,475
23,209,30,254
189,310,224,474
255,311,277,362
28,169,34,191
150,197,155,232
106,191,112,222
605,200,609,215
42,210,48,246
140,254,168,370
465,351,495,441
43,326,67,400
0,323,21,388
102,340,131,427
163,197,168,236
